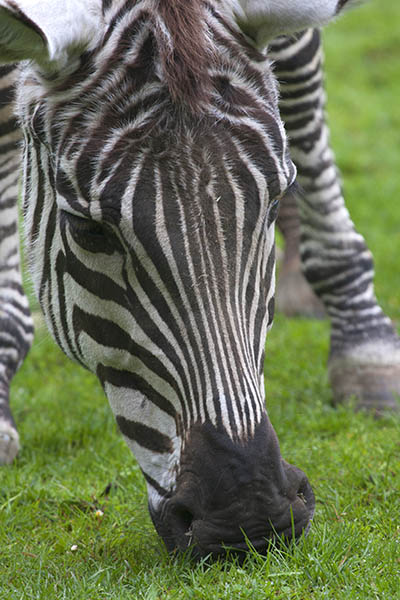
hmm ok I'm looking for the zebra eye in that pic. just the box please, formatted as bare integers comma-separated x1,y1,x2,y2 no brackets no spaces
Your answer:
60,210,115,255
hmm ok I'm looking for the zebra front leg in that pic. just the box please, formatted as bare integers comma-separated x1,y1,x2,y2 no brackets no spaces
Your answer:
0,65,34,463
271,29,400,414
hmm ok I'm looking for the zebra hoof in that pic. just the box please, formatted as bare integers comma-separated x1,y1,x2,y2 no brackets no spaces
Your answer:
276,267,325,319
328,346,400,416
0,422,20,464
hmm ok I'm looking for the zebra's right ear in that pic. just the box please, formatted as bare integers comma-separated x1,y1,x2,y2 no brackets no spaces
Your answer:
236,0,359,48
0,0,103,68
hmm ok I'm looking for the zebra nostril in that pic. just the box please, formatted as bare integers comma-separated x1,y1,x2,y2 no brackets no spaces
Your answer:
169,503,195,546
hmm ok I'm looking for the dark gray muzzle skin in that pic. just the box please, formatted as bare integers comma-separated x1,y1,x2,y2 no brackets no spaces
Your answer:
150,415,315,559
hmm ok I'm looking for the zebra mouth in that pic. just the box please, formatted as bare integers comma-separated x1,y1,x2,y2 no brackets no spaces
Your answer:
190,487,315,558
150,469,315,559
148,418,316,558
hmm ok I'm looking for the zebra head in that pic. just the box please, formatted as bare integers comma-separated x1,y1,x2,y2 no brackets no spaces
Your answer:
0,0,350,557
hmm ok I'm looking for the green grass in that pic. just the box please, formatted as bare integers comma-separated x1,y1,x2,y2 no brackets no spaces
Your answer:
2,1,400,597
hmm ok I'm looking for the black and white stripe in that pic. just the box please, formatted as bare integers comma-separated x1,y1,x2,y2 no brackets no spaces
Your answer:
271,29,400,409
0,64,34,463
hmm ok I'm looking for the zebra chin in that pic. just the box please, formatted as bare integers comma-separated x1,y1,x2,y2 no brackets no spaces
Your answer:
148,416,315,559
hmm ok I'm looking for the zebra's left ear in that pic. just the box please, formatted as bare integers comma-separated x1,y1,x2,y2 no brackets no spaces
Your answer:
0,0,103,67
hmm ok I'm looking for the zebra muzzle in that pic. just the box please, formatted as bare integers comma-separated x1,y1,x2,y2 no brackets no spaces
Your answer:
149,416,315,558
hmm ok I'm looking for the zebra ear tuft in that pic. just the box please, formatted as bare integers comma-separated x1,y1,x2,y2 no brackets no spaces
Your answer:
0,0,103,67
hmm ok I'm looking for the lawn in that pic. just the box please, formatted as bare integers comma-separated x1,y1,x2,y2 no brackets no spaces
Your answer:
1,1,400,598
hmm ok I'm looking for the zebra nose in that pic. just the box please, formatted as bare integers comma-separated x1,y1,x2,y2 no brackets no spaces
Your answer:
153,460,315,558
150,418,315,557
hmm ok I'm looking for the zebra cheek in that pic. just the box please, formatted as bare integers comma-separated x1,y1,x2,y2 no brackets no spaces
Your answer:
100,379,182,491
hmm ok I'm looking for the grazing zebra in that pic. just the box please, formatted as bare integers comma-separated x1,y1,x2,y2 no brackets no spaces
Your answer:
0,0,398,558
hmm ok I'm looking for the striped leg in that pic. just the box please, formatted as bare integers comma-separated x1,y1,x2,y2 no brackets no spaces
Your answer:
271,30,400,413
0,65,34,463
276,186,325,318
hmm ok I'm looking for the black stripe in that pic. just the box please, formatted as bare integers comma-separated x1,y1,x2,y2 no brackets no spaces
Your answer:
97,364,176,419
142,470,171,498
116,415,173,453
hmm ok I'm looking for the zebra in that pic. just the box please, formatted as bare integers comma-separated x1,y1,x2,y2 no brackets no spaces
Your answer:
0,0,398,558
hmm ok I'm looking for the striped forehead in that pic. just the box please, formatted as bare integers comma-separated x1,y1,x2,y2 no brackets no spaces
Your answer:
53,124,286,233
18,1,290,215
17,0,293,241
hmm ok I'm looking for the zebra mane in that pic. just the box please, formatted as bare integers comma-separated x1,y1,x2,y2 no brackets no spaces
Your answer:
100,0,213,113
154,0,212,113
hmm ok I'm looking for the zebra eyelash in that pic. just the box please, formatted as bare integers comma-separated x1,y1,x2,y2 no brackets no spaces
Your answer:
59,209,116,255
